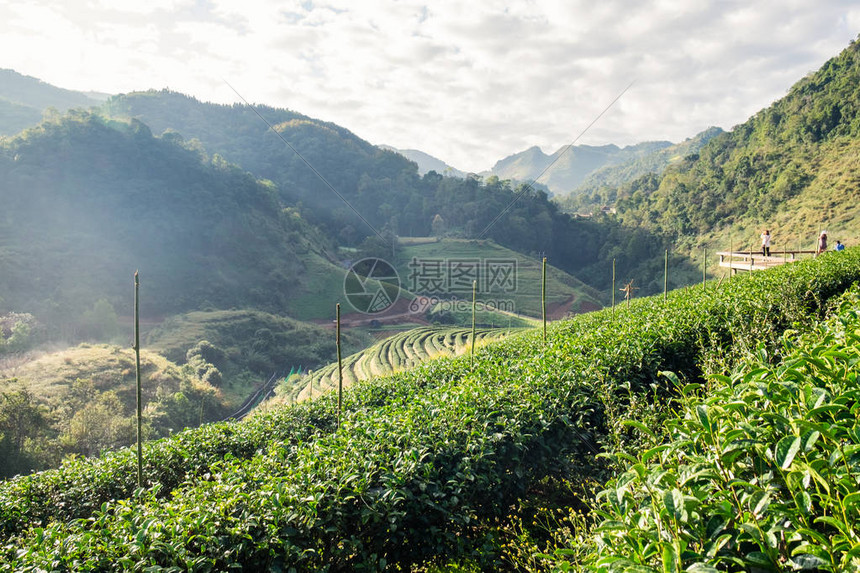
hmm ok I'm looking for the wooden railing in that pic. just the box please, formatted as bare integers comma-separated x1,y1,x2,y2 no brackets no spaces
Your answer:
716,250,818,273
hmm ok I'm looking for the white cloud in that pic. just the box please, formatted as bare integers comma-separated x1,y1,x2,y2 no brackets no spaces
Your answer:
0,0,857,171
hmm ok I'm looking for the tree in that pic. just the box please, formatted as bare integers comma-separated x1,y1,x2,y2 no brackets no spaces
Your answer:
0,389,50,477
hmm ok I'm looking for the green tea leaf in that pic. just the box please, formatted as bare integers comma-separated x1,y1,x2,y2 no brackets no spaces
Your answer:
776,435,801,469
800,430,820,453
662,540,680,573
622,419,658,441
664,489,687,523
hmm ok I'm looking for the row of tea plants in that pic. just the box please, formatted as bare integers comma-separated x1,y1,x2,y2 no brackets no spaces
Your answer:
584,284,860,572
3,250,860,570
291,325,523,402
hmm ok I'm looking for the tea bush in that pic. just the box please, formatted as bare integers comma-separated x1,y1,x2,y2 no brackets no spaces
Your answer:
586,284,860,572
4,251,860,570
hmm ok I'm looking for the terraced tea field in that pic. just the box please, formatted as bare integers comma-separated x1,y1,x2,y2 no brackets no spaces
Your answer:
280,325,525,403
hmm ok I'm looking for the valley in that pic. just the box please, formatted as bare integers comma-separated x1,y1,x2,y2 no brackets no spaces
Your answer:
0,30,859,571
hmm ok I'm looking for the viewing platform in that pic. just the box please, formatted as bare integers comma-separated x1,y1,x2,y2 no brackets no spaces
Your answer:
717,250,818,273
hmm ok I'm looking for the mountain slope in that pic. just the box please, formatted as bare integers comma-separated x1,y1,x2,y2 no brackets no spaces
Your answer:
0,69,104,136
102,91,420,238
0,111,341,330
378,145,467,178
611,37,860,249
561,126,724,212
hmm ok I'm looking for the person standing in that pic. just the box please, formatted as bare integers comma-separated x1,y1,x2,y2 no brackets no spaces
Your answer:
760,229,771,257
817,231,828,255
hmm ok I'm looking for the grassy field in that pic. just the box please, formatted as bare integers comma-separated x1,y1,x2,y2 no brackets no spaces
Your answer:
394,237,604,318
0,344,203,406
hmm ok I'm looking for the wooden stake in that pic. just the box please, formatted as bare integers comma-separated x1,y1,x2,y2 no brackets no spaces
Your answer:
336,303,343,430
663,249,668,301
470,280,477,368
134,271,142,488
611,258,616,318
541,257,547,343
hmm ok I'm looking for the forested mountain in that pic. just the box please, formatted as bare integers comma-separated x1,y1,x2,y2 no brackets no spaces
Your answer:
0,111,337,333
483,141,672,195
609,37,860,249
0,69,104,136
101,90,684,290
103,91,420,244
560,126,724,213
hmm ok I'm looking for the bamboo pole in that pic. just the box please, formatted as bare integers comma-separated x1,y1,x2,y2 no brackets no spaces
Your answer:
470,280,477,369
663,249,668,301
541,257,547,343
134,271,142,488
336,303,342,430
702,247,707,289
611,258,616,318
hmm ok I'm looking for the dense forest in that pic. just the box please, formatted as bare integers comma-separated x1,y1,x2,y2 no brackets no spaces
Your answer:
0,112,314,323
104,90,684,291
560,126,724,213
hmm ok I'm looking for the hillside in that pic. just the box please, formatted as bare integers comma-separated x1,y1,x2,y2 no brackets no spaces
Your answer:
560,126,724,212
0,69,104,136
393,237,603,319
483,140,672,195
609,37,860,253
102,91,420,239
146,309,373,385
0,343,225,477
275,325,527,404
0,111,344,327
2,244,859,570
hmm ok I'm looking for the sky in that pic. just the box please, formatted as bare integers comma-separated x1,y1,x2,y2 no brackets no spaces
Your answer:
1,1,858,173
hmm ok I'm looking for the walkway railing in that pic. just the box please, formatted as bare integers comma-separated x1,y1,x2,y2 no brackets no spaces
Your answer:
716,250,817,273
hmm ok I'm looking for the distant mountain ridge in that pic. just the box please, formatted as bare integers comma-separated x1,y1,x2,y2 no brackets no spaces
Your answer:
560,126,725,213
0,69,105,136
379,145,467,178
482,140,673,194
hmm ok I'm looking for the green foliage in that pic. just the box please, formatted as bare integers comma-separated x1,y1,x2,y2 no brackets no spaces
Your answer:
78,299,120,342
2,248,860,570
0,313,39,355
0,389,50,478
588,286,860,572
0,344,230,477
147,309,372,382
0,111,321,326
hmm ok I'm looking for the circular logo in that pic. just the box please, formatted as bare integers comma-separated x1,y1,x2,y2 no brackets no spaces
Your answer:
344,257,400,314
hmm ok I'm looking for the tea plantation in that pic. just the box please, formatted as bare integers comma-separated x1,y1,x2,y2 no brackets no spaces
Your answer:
284,326,526,403
3,250,860,571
